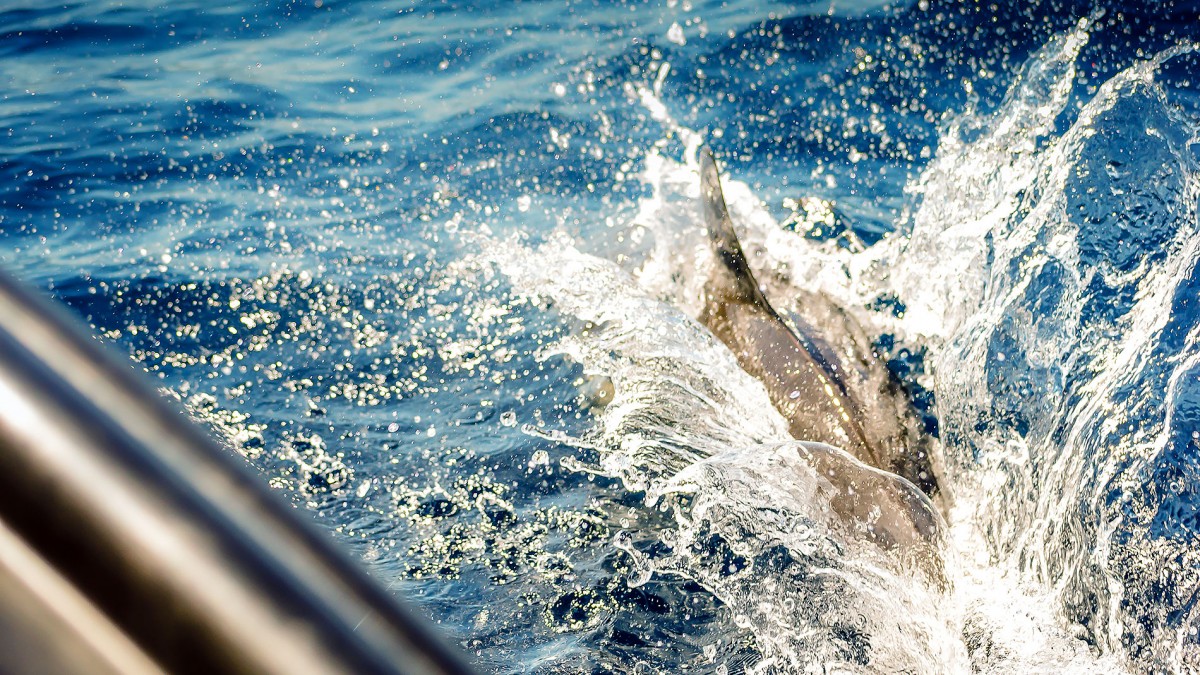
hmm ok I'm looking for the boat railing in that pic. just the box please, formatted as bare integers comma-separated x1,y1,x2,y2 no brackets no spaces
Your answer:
0,271,477,675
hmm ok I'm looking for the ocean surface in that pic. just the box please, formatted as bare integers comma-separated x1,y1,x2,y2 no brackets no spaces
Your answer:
3,1,1200,672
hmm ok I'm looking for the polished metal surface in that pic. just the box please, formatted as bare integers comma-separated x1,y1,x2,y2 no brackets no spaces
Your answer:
0,272,476,675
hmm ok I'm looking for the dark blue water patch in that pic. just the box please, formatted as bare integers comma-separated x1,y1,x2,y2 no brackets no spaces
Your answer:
1092,1,1200,69
163,92,292,140
595,578,758,672
1156,50,1200,116
0,98,288,229
1069,87,1198,274
680,12,943,159
424,111,644,201
372,23,503,77
0,20,158,58
876,333,940,439
1,132,464,267
0,1,370,55
0,5,274,60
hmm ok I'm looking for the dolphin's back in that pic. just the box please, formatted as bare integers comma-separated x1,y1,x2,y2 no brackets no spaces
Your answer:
696,148,940,499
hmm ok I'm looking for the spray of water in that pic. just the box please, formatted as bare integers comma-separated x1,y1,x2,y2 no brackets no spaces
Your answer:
480,17,1199,673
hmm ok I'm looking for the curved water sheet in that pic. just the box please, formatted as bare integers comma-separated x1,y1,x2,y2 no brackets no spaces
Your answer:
882,24,1200,673
488,235,964,672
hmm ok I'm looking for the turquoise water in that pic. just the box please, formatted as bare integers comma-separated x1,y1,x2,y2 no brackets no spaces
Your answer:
3,1,1200,672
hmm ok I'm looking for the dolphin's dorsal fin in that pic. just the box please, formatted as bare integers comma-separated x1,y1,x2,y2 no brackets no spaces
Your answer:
699,147,772,311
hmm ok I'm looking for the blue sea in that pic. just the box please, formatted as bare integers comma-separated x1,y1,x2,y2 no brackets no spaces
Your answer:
3,1,1200,672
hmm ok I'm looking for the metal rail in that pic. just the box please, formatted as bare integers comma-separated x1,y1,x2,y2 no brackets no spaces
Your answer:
0,271,477,675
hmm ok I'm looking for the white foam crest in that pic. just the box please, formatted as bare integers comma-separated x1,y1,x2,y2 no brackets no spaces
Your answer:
483,231,963,671
885,18,1091,345
483,232,791,487
655,442,966,673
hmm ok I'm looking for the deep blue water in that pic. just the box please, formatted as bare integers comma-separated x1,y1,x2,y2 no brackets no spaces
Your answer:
3,1,1200,672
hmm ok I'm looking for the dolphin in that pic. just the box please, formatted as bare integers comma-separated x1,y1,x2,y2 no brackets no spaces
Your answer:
696,147,946,557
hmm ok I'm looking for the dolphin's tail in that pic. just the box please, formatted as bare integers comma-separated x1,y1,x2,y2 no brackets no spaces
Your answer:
699,147,772,312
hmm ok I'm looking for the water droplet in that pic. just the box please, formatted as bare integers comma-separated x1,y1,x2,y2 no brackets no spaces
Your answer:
667,22,686,46
614,530,654,587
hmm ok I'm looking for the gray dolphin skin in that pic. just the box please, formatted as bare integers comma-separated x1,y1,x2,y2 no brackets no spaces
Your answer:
696,147,946,558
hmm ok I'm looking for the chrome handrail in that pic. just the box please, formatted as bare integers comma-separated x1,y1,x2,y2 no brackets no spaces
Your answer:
0,272,476,675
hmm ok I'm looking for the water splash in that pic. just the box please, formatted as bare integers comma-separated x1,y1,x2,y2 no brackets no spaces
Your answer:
487,18,1200,672
486,232,964,671
884,21,1200,673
